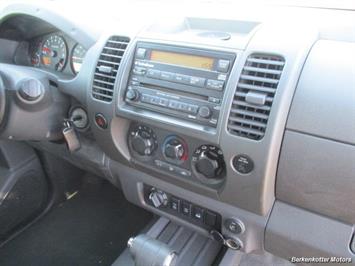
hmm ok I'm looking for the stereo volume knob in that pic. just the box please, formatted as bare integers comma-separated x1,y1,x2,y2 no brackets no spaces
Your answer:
149,189,168,208
126,87,139,101
198,106,212,119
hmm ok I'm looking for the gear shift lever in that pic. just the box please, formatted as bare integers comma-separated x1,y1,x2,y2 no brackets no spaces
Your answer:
128,234,177,266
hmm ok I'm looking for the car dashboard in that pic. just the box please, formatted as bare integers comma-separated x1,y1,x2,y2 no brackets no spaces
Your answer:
0,1,354,263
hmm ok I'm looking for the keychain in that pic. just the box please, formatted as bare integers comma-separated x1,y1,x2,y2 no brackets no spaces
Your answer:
62,119,81,152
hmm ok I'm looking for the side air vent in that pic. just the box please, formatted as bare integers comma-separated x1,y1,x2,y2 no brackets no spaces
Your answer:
227,54,285,140
92,36,130,102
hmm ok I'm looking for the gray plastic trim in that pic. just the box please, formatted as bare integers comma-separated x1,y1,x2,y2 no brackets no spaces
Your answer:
287,40,355,145
265,201,355,263
276,130,355,224
218,22,318,215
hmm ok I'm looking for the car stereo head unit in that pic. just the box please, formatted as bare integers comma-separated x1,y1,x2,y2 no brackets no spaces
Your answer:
124,42,236,128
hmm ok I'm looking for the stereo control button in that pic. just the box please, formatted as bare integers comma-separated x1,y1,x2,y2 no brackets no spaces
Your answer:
206,79,224,91
160,71,174,81
141,94,151,103
187,105,198,114
150,96,160,105
147,69,161,79
168,100,179,109
158,98,169,107
198,106,212,119
174,74,190,84
133,67,146,76
189,76,205,87
217,59,230,72
208,97,221,104
136,48,147,59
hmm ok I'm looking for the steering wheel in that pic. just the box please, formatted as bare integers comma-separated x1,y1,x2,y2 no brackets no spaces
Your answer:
0,64,69,141
0,73,6,128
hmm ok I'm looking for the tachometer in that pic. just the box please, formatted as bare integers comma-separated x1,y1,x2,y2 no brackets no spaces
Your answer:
71,44,87,74
41,35,68,72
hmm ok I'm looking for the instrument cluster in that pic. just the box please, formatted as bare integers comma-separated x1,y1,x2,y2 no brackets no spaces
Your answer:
28,32,87,75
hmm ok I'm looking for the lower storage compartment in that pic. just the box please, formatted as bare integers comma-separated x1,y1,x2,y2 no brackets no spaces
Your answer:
265,201,355,265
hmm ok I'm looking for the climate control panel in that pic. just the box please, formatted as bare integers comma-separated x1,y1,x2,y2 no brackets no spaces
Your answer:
127,123,226,187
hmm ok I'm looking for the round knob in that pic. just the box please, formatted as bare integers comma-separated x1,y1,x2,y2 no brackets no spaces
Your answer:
163,137,187,162
131,133,154,156
195,151,220,179
193,145,225,180
198,106,211,119
126,87,139,101
18,78,44,101
130,126,156,156
149,190,168,208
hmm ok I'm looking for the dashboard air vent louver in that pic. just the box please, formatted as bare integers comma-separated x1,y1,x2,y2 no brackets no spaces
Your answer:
92,36,130,102
227,54,285,140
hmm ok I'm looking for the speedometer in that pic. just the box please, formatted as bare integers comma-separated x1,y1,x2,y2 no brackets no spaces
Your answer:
71,44,87,74
41,35,68,72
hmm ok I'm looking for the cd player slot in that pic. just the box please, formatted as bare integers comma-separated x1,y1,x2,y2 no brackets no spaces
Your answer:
140,83,208,101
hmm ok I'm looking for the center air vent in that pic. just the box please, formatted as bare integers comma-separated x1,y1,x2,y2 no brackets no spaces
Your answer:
227,54,285,140
92,36,130,102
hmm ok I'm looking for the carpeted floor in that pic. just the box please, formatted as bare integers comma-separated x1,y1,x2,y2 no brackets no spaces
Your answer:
0,180,153,266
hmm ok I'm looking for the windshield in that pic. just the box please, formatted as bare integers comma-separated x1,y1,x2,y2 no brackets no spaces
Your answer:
1,0,355,10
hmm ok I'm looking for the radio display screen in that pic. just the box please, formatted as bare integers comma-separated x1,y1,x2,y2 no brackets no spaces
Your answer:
150,50,214,70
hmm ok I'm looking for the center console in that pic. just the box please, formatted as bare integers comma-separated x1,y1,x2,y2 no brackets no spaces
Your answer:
121,42,237,189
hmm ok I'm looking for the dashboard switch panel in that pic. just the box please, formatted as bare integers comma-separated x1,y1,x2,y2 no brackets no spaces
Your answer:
144,185,221,231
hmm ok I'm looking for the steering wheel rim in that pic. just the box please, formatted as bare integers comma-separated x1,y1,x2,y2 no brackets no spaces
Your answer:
0,73,5,127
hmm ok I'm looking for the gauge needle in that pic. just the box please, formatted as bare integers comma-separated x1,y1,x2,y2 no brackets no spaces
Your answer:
56,59,64,71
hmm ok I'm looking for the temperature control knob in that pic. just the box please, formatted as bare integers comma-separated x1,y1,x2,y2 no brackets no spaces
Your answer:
149,189,168,208
129,125,157,156
192,145,225,180
163,136,188,163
